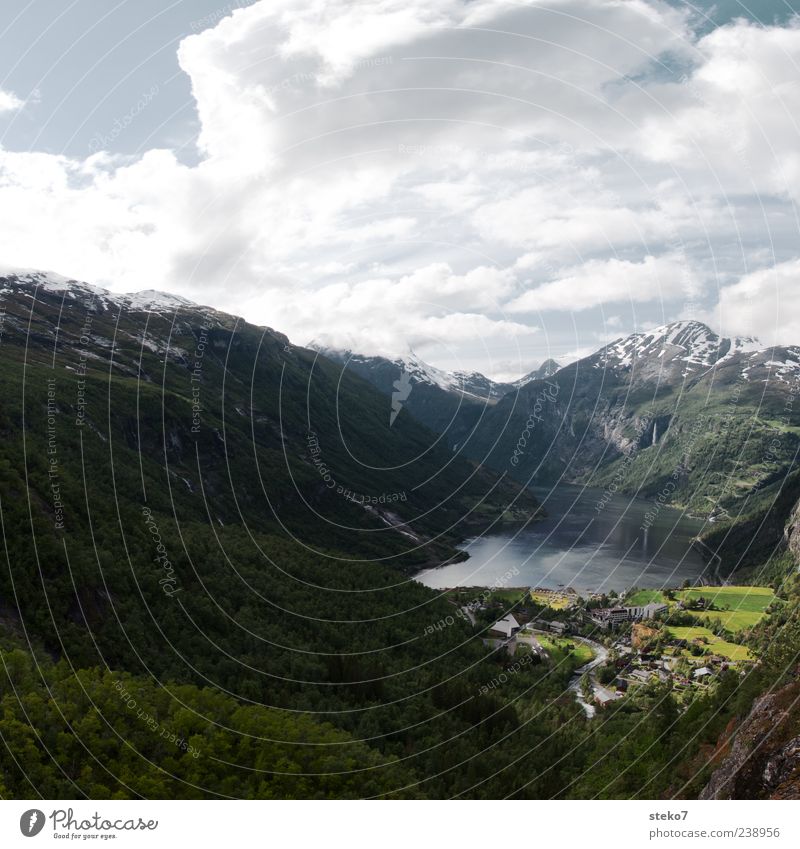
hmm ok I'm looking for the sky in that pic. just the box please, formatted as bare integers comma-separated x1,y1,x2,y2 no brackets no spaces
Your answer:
1,0,799,380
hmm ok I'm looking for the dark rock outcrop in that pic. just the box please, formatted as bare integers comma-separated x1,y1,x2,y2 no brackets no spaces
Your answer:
701,681,800,799
784,499,800,561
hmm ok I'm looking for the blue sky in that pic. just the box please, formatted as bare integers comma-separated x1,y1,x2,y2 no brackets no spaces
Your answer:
0,1,240,158
1,0,799,378
3,1,796,157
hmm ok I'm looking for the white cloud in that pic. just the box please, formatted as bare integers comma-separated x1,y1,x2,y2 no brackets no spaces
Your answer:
630,18,800,200
0,1,798,366
710,258,800,348
0,89,23,113
240,262,534,356
506,254,698,313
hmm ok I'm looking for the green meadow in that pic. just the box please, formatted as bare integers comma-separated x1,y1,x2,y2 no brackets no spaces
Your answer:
666,625,753,661
677,585,776,632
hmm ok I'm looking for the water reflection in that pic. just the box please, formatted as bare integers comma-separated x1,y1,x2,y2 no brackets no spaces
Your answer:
417,485,713,593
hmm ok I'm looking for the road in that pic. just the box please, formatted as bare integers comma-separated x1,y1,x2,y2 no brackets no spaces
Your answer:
459,605,477,626
566,635,610,719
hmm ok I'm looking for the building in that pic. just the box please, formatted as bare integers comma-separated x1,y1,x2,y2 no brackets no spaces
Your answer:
489,614,520,639
589,606,630,629
629,669,653,684
625,602,668,621
590,602,667,629
693,666,712,680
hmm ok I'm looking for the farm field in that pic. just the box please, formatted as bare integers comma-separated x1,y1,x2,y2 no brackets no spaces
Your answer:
536,634,594,666
666,625,753,661
676,585,776,632
624,586,776,633
625,589,668,606
488,588,530,605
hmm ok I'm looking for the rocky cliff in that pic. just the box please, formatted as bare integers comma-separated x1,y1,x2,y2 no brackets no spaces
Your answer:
784,499,800,561
700,680,800,799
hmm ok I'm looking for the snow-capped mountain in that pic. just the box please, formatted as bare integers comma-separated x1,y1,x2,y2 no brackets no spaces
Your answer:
0,270,277,378
513,358,561,388
313,347,520,402
594,320,800,385
423,318,800,518
312,347,531,441
0,268,207,316
313,348,564,402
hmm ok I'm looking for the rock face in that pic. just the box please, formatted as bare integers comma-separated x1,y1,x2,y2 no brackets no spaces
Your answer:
700,681,800,799
784,499,800,561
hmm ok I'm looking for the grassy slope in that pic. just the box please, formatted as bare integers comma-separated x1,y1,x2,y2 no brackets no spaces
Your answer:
666,626,754,661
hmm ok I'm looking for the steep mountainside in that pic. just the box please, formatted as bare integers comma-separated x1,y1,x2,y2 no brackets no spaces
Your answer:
700,534,800,800
313,348,512,441
0,270,537,561
700,679,800,799
313,347,563,448
0,270,562,799
0,269,546,667
513,358,561,387
438,321,800,530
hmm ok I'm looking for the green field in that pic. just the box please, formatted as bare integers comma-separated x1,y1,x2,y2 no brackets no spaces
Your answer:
677,585,776,632
625,589,668,606
490,588,530,604
536,634,594,666
445,587,527,605
665,625,753,661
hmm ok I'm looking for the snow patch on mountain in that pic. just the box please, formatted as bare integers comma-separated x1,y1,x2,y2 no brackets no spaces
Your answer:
315,347,518,401
603,321,753,369
0,268,202,315
597,320,800,384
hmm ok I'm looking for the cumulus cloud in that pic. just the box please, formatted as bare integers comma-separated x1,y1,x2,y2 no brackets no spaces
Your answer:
506,255,698,313
631,18,800,200
0,0,798,364
249,262,535,356
710,258,800,348
0,89,23,113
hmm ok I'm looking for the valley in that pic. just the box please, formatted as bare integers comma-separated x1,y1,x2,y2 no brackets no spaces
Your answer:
0,271,799,800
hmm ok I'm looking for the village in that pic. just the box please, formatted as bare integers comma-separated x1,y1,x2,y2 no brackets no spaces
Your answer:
447,582,780,713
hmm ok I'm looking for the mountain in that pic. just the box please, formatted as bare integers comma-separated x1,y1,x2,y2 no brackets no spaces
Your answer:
0,269,564,798
0,269,538,563
2,270,800,800
0,267,549,664
312,347,517,440
467,320,800,527
594,320,791,385
513,358,561,387
331,320,798,540
311,348,565,450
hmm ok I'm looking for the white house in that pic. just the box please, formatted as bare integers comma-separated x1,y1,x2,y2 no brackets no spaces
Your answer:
490,614,521,639
625,602,668,621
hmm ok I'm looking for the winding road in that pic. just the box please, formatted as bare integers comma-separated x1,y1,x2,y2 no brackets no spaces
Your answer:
566,635,610,719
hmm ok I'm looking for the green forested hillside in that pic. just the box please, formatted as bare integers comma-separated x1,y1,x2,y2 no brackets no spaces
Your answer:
1,277,799,799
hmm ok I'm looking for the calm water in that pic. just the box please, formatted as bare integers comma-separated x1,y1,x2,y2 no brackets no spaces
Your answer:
416,485,713,593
